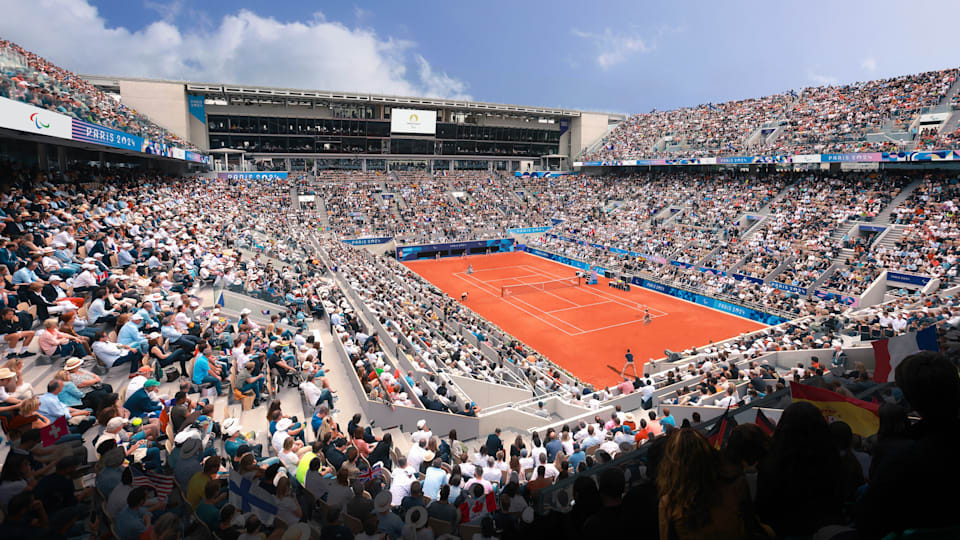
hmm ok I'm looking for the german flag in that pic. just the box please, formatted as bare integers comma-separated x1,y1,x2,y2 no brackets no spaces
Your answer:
790,383,879,437
754,408,777,437
706,409,737,449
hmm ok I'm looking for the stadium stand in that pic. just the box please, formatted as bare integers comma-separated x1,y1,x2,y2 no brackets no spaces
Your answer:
584,67,959,160
0,39,200,153
1,37,960,540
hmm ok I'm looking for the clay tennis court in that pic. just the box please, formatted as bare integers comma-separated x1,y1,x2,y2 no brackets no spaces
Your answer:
403,251,766,388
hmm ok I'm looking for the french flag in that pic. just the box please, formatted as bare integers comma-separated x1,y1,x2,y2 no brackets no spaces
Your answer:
871,326,939,382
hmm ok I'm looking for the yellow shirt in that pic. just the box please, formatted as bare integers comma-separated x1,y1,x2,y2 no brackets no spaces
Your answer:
186,471,210,507
296,451,316,486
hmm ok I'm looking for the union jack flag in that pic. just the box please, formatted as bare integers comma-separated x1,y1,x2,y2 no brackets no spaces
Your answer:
358,463,383,483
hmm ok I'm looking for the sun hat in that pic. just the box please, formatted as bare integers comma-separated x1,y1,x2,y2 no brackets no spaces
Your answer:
64,357,83,371
405,506,428,528
276,418,293,432
181,437,201,459
374,490,392,513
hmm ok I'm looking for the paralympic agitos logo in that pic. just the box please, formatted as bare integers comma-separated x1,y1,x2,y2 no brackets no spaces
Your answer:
29,112,50,130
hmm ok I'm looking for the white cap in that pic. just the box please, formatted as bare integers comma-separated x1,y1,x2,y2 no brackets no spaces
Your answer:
416,419,426,429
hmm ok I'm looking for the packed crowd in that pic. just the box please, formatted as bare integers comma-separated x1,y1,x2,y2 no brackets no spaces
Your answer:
0,39,200,153
584,67,959,160
1,159,959,540
308,167,960,318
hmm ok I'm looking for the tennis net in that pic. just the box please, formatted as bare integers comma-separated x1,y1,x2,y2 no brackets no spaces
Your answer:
501,276,581,297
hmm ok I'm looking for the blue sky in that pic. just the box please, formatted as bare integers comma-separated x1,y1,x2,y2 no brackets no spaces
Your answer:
2,0,957,113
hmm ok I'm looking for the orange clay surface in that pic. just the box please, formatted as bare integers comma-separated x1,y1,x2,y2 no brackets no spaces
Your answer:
403,251,766,388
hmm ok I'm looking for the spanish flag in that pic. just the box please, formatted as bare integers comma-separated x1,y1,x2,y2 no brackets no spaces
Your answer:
790,383,879,438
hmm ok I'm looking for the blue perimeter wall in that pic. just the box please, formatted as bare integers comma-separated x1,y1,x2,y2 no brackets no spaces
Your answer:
523,248,788,326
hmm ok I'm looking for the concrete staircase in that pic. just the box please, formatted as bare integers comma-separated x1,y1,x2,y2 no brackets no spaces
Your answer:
290,185,301,212
757,180,799,214
317,197,330,227
875,178,924,223
874,224,905,252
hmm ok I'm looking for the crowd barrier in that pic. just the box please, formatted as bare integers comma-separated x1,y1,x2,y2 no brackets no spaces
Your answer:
396,238,515,261
574,149,960,168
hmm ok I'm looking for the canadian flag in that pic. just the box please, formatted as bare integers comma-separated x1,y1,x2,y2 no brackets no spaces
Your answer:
459,491,496,523
40,415,68,447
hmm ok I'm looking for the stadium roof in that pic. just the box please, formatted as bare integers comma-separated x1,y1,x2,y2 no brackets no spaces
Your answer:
81,74,624,120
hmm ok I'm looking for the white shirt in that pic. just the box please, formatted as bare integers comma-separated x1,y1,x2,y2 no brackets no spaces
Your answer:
72,270,98,288
411,429,432,445
407,444,426,472
716,394,738,409
272,428,292,454
127,375,148,397
531,446,546,465
299,381,323,407
481,467,501,484
389,468,415,506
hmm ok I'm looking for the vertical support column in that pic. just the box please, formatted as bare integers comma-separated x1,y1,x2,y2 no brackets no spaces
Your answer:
57,146,67,171
37,144,48,171
362,159,367,172
99,151,105,170
285,157,291,171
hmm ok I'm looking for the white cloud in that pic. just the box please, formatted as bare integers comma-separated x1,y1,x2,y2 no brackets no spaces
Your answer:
0,0,471,99
415,56,472,101
808,70,840,86
354,6,371,21
861,56,878,72
572,28,653,70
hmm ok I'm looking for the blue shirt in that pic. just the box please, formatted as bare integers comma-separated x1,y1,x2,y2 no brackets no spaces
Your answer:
545,439,563,462
192,354,210,385
422,467,448,500
568,450,586,472
118,250,135,266
124,387,162,417
58,381,84,407
11,267,38,285
161,325,182,341
95,466,123,498
114,506,148,540
135,308,158,328
38,392,70,420
117,321,144,347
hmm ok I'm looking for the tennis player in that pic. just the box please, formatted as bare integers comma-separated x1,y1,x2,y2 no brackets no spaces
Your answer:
620,348,638,378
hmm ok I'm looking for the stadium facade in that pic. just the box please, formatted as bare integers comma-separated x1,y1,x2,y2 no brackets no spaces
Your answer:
81,75,625,173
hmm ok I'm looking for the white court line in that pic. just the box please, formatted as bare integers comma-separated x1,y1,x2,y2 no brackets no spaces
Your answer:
536,288,580,307
545,300,614,313
516,255,770,326
520,263,672,317
466,265,531,273
451,272,579,336
452,262,663,337
466,273,544,283
505,293,588,332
